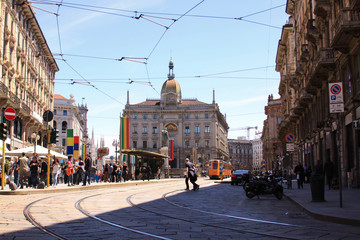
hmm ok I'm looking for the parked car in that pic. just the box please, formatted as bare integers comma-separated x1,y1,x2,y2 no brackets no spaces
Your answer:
231,170,250,185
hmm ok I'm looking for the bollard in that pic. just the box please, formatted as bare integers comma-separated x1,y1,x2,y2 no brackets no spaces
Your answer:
310,174,325,202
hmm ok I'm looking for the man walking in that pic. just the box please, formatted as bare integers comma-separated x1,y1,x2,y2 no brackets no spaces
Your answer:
83,155,92,186
185,158,199,191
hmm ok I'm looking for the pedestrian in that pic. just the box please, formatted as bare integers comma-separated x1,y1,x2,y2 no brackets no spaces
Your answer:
12,157,20,187
146,165,151,181
29,156,39,189
40,158,47,183
185,158,199,191
103,163,109,182
19,152,29,189
141,165,147,181
294,162,304,189
111,163,117,182
324,159,334,190
77,157,85,184
52,158,61,187
157,166,161,179
66,156,74,186
117,167,122,182
122,162,128,181
83,155,92,186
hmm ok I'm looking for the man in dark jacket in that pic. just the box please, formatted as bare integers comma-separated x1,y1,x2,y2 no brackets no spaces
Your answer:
324,160,334,190
185,158,199,191
82,155,92,186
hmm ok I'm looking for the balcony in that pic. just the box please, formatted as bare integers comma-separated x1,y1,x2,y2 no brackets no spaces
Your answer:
310,48,335,86
0,81,9,97
293,100,305,115
305,19,319,43
314,0,331,19
299,89,313,106
295,61,304,76
331,8,360,52
290,75,298,89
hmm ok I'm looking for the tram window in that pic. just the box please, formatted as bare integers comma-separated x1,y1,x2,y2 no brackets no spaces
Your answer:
212,162,218,169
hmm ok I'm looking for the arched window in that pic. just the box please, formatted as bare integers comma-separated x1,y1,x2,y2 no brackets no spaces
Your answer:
62,121,67,133
53,120,57,129
13,117,22,139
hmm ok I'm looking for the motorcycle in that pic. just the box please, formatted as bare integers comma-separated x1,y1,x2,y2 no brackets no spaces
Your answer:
244,175,283,200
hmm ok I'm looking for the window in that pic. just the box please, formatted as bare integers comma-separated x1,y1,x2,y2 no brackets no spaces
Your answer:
63,110,67,116
195,125,200,134
185,140,190,147
277,117,282,125
132,125,137,134
143,141,147,148
133,114,137,119
195,140,199,147
62,121,67,133
205,113,209,119
133,141,137,148
205,126,210,133
54,109,57,115
205,140,210,147
62,138,66,147
195,114,199,119
143,114,147,119
185,114,190,119
153,142,157,148
153,114,157,119
185,126,190,134
152,127,157,134
142,126,147,133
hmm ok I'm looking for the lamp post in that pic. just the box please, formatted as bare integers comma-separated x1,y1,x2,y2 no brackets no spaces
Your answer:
31,132,40,154
112,140,119,164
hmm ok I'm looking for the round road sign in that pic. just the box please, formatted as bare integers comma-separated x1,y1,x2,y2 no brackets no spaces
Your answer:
4,107,16,121
285,133,295,143
43,110,54,122
330,84,341,95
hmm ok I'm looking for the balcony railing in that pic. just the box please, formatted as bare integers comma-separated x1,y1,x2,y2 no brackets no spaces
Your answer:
306,19,318,43
332,8,360,50
0,81,8,96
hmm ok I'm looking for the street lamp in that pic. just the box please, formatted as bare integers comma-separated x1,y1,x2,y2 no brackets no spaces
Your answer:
31,132,40,153
112,139,119,164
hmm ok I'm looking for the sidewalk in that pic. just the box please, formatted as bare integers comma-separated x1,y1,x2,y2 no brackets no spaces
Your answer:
283,181,360,226
0,178,179,195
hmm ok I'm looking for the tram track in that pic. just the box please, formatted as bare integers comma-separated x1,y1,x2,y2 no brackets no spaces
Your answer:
21,179,360,240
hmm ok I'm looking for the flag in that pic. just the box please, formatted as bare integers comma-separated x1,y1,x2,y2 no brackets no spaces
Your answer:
74,136,79,158
66,129,73,155
120,117,129,149
168,139,174,161
82,144,87,160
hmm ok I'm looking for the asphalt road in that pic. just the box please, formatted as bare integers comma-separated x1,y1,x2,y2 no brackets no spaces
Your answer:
1,178,360,240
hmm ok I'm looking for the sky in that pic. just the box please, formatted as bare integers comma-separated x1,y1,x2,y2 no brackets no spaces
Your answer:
31,0,289,156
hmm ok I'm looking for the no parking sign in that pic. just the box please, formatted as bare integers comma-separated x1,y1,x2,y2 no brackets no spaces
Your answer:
329,82,344,113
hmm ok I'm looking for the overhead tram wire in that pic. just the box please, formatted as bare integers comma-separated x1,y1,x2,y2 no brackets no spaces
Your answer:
52,2,126,106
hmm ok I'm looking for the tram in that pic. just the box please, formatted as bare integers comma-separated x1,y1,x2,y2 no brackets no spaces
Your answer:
208,159,231,179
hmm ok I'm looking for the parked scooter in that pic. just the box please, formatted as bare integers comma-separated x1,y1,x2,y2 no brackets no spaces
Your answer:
244,175,283,200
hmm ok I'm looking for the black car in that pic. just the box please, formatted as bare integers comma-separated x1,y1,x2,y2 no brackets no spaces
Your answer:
231,170,250,185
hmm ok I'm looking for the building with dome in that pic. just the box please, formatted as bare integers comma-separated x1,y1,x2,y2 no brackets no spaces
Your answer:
122,60,229,171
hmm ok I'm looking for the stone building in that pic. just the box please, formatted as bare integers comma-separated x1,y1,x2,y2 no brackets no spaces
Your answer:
53,94,87,155
0,1,58,150
252,138,263,173
275,0,360,187
228,138,253,171
262,95,283,171
122,60,229,170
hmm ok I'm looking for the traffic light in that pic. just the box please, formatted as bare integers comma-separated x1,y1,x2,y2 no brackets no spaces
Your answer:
50,128,59,144
0,123,7,140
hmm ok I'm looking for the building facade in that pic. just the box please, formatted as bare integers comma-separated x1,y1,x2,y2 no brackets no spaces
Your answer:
53,94,87,155
0,0,58,150
228,138,253,171
122,60,229,169
276,0,360,187
252,138,263,174
262,95,284,172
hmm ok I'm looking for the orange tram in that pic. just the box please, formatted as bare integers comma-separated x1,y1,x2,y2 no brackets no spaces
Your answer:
208,159,232,179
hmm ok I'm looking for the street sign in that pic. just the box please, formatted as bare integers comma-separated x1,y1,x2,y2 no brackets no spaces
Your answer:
4,107,16,121
285,133,295,143
286,143,295,152
329,82,344,113
43,110,54,122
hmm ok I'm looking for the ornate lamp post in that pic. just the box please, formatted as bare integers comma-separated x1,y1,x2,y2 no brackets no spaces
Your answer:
112,140,119,164
31,132,40,154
